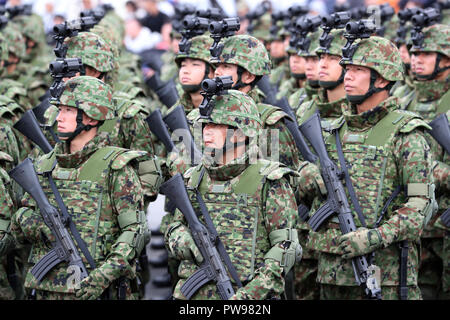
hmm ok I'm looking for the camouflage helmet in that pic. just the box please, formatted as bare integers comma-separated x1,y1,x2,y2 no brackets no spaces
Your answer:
340,36,404,82
3,23,26,59
250,12,272,42
56,76,115,121
315,29,347,57
409,24,450,57
197,89,262,138
215,35,272,76
298,30,321,57
65,32,115,73
14,14,46,45
174,35,214,67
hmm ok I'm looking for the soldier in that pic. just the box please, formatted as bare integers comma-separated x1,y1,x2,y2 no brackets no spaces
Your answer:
301,36,435,299
5,76,148,300
402,23,450,300
289,30,321,113
164,89,300,300
268,22,290,92
213,34,302,171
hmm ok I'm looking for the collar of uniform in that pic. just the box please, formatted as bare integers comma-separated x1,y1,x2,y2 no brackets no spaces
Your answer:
247,87,264,104
413,76,450,103
179,92,196,113
315,88,345,119
55,132,111,169
342,96,398,130
204,153,250,181
305,82,320,99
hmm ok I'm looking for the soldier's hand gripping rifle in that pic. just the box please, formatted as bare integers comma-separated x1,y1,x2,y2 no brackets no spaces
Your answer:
299,112,382,299
160,173,239,299
209,17,240,62
9,158,90,283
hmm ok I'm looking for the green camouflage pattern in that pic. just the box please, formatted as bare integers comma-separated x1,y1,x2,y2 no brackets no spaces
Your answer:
340,36,404,82
53,76,115,121
3,22,25,59
217,35,271,76
166,158,298,299
0,32,9,62
195,89,262,138
409,24,450,57
302,97,433,299
299,30,321,57
175,35,214,67
249,12,272,42
9,135,146,299
65,32,115,73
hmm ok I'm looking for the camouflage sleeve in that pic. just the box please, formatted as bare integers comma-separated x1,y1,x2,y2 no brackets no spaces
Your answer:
0,170,16,255
377,130,433,245
99,164,146,280
233,177,298,300
433,159,449,195
296,161,326,207
120,114,155,155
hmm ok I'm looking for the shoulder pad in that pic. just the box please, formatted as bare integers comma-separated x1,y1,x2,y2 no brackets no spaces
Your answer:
399,117,432,133
0,106,14,119
266,109,291,125
259,160,298,180
111,150,148,170
0,151,13,162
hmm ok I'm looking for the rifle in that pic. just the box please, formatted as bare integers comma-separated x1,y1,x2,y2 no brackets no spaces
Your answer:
299,112,382,299
428,113,450,155
163,105,202,164
255,75,278,106
11,111,96,281
9,158,90,283
159,173,236,299
275,97,318,163
144,74,179,108
145,109,176,153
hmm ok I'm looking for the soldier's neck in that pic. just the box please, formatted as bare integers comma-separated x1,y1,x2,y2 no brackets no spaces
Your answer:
356,91,389,114
326,83,346,103
70,128,98,153
219,144,246,166
189,91,204,108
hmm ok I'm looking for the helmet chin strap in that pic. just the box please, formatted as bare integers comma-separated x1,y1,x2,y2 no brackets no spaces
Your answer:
414,53,450,81
231,66,247,90
319,68,345,90
346,69,390,105
57,109,98,142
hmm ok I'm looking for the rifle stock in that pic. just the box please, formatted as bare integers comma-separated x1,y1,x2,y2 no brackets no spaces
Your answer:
299,112,382,299
9,158,89,283
13,110,53,154
159,173,235,299
145,109,176,152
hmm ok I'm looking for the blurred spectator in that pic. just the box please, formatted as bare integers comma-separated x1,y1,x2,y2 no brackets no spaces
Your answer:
136,0,170,33
125,0,139,20
124,18,162,54
45,13,65,45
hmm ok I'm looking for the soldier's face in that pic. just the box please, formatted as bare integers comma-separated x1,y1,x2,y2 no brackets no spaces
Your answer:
270,40,286,58
344,65,371,96
411,51,437,76
214,63,239,85
203,123,229,149
399,44,411,65
179,58,207,85
289,54,306,74
56,105,96,140
318,54,343,82
305,56,319,81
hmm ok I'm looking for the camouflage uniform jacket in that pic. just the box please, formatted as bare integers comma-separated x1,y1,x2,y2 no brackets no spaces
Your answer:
302,97,434,287
289,82,320,116
400,78,449,237
10,136,148,297
269,60,289,91
165,157,298,299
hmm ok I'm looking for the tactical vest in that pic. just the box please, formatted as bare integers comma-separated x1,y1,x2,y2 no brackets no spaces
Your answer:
26,146,144,293
315,109,430,286
183,160,291,283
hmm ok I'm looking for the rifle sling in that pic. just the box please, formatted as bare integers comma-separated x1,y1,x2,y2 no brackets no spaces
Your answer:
46,172,96,270
193,167,243,288
334,130,367,227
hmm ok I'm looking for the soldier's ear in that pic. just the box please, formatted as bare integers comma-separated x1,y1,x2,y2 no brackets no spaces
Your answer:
440,55,450,68
241,70,256,85
374,74,390,90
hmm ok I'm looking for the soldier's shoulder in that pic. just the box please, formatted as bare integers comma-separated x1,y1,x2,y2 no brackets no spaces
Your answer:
256,103,289,125
258,159,298,181
392,109,432,133
110,149,148,170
